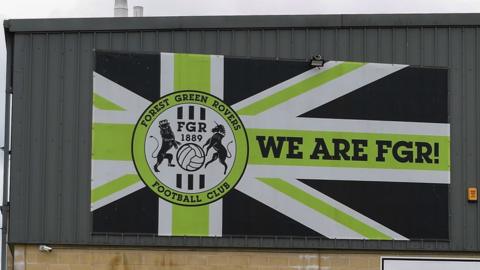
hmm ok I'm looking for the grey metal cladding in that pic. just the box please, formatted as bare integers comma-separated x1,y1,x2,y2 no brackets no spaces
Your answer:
4,14,480,250
6,13,480,32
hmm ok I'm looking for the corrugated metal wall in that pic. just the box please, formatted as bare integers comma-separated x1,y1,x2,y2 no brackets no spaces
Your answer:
5,16,480,251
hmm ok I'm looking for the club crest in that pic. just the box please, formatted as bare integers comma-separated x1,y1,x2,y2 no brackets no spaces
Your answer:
132,90,249,206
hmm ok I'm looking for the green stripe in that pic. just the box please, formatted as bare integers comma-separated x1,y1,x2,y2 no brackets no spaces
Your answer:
237,62,365,116
93,92,125,111
91,174,141,203
247,129,450,171
174,53,211,92
172,204,209,236
259,178,391,240
171,53,211,236
92,123,134,161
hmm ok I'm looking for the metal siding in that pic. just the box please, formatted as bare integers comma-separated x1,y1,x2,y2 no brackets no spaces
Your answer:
188,31,202,54
5,17,480,251
463,27,477,250
306,29,319,60
449,27,463,250
477,28,480,250
349,28,363,62
157,31,172,52
60,33,80,243
393,28,407,64
364,28,378,62
218,30,232,56
173,31,187,53
9,14,480,33
78,33,93,243
9,33,29,243
337,29,349,60
141,31,156,52
250,30,262,58
44,33,62,241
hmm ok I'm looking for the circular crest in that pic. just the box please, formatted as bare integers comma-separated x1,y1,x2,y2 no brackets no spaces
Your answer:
132,90,248,206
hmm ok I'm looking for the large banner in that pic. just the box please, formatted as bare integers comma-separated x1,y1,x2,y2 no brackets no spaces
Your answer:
91,51,449,240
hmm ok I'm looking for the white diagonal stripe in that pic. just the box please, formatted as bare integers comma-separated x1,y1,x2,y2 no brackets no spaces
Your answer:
91,182,145,211
236,174,365,239
93,72,150,113
91,160,144,211
231,61,342,111
92,72,149,211
280,177,408,240
246,164,450,184
257,63,408,118
93,109,141,124
93,72,150,124
91,160,137,188
242,117,450,136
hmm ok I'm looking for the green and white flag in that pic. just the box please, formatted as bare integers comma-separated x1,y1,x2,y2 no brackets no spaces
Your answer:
91,51,449,240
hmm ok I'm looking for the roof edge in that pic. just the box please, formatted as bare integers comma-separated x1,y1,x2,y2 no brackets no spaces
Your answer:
4,13,480,32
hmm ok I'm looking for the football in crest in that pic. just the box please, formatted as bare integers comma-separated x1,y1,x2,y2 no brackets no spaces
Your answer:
176,143,206,171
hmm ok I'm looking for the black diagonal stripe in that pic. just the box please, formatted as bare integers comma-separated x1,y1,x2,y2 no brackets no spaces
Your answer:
298,179,449,240
95,51,160,102
92,188,158,234
93,51,160,234
300,67,448,123
222,190,324,237
223,57,311,106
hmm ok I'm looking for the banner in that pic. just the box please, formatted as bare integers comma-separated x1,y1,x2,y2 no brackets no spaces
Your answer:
91,51,449,240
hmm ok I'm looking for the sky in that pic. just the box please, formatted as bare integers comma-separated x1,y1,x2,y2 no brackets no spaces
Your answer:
0,0,479,230
2,0,480,18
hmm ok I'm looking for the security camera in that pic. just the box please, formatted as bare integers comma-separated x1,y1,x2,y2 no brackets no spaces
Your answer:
310,55,325,68
39,245,53,252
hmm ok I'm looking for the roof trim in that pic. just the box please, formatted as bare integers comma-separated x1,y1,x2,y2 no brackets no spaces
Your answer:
4,13,480,32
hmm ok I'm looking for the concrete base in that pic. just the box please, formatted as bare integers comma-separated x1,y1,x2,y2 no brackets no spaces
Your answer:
9,244,480,270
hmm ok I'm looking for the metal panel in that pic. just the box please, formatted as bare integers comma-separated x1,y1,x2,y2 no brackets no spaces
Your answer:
9,33,31,243
6,14,480,32
4,15,480,251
